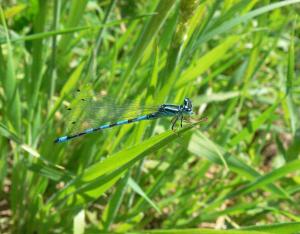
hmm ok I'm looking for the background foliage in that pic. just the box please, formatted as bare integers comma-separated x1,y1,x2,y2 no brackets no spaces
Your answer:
0,0,300,233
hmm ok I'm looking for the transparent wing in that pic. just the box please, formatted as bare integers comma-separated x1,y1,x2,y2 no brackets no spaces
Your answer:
63,89,159,134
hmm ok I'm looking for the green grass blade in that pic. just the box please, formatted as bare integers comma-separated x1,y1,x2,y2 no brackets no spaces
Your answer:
0,15,154,45
177,35,239,88
102,173,130,231
242,222,300,234
48,123,198,207
229,103,278,146
0,6,21,133
129,228,271,234
195,0,300,46
119,0,176,96
189,131,290,199
57,0,89,54
224,159,300,199
128,177,161,213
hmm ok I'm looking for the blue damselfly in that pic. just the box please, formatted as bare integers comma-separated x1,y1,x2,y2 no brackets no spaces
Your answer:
54,94,196,143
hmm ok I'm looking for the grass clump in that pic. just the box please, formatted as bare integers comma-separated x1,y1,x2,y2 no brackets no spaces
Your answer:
0,1,300,233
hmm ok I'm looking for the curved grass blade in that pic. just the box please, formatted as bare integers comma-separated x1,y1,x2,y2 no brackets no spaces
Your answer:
0,14,155,45
128,177,161,213
189,131,291,199
119,0,176,95
194,0,300,46
48,122,201,207
224,159,300,200
242,222,300,234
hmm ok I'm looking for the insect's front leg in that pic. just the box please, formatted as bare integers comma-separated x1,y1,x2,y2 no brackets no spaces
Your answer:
171,115,179,130
180,115,183,127
171,115,184,138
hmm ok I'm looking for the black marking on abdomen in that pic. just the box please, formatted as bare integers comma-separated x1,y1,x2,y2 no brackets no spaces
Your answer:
109,123,117,128
68,132,86,140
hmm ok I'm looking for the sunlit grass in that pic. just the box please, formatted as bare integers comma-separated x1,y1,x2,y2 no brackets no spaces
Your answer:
0,0,300,233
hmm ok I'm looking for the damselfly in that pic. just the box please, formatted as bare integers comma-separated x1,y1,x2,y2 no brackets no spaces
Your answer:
54,97,195,143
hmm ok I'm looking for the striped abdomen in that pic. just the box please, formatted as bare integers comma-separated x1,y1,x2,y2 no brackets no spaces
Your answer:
54,113,158,143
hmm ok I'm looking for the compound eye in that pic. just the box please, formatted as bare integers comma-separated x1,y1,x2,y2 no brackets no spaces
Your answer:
184,98,189,106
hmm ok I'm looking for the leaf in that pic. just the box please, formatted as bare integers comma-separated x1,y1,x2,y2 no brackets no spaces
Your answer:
177,36,239,88
128,177,161,213
229,103,278,146
194,91,240,104
4,3,26,19
242,222,300,234
0,14,155,45
48,123,198,207
119,0,176,94
0,6,21,133
189,131,290,199
73,210,85,234
286,129,300,162
224,159,300,200
0,122,20,143
195,0,300,46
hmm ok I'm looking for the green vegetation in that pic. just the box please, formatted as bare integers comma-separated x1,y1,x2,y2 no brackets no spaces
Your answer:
0,0,300,233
